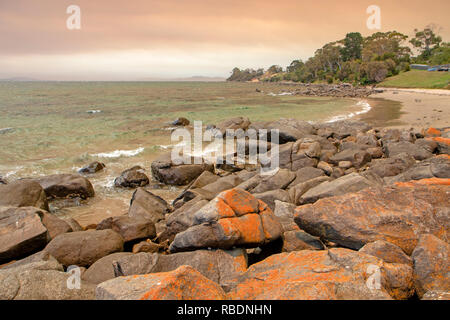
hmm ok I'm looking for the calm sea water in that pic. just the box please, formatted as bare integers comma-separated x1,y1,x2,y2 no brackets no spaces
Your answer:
0,81,389,225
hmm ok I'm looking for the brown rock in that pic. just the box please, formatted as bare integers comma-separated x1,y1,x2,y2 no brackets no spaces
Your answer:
169,189,282,252
359,240,412,266
128,188,169,223
96,265,227,300
0,180,48,210
44,229,124,267
228,249,413,300
82,252,133,284
0,207,49,264
114,166,149,188
35,174,95,199
39,212,73,240
411,234,450,298
294,180,449,255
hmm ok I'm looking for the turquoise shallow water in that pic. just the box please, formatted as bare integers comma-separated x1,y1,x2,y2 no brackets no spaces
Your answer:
0,81,381,225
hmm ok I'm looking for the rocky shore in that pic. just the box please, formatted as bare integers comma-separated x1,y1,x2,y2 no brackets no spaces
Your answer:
1,117,449,300
266,82,377,98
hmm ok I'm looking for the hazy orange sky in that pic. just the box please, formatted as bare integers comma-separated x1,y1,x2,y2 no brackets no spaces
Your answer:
0,0,449,80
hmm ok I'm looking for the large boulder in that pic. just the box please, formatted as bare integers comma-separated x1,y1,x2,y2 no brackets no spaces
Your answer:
169,189,283,252
250,169,296,194
384,155,450,184
298,172,381,204
411,234,450,298
35,174,95,199
82,252,133,284
0,180,49,211
0,255,95,300
384,141,432,161
159,197,209,243
294,180,450,255
113,248,247,289
282,230,325,252
114,166,149,188
96,265,227,300
128,188,169,223
228,249,413,300
368,153,416,178
0,207,49,264
97,215,156,243
151,153,214,186
359,240,412,266
43,229,124,267
39,211,73,240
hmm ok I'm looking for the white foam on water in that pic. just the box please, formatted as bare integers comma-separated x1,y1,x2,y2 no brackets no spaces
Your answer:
92,147,145,158
326,100,371,123
267,92,293,96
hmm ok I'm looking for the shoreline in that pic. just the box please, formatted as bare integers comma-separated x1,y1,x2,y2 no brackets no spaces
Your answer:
367,88,450,129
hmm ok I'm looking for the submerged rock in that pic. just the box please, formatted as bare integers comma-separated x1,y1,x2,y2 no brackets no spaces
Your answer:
114,166,149,188
151,153,214,186
78,161,105,174
35,174,95,199
172,117,190,126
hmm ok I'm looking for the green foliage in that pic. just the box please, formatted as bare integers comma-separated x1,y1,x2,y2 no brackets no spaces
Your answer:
227,67,264,81
410,26,443,61
227,27,447,86
341,32,363,61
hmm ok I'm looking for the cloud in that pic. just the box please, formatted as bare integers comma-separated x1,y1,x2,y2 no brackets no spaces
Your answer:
0,0,448,79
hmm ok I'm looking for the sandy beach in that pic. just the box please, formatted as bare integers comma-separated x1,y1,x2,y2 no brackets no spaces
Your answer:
370,88,450,129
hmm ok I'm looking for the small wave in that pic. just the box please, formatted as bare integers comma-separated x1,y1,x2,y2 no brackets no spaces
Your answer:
87,110,102,114
268,92,293,96
326,100,371,123
92,147,145,158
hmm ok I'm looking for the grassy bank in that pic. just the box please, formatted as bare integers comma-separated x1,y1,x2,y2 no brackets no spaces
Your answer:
378,70,450,89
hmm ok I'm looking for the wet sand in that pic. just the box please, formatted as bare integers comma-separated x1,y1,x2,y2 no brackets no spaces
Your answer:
364,88,450,129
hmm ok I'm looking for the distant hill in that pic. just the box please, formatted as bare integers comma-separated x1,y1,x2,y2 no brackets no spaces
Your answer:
139,76,226,82
0,77,40,82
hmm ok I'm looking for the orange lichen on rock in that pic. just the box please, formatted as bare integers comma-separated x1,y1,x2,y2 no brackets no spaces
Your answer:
219,188,259,216
95,265,228,300
219,214,265,245
395,178,450,187
425,127,441,137
427,137,450,146
170,188,282,252
228,249,413,300
214,198,237,219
